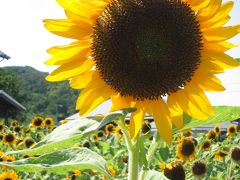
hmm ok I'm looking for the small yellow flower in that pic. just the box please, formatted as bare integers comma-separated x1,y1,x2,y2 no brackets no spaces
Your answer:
176,137,196,162
72,170,81,176
108,166,116,177
0,170,20,180
60,119,69,125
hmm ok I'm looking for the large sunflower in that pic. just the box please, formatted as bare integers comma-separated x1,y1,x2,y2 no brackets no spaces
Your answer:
44,0,240,144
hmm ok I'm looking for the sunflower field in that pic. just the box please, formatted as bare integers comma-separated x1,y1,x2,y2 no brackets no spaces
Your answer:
1,0,240,179
0,108,240,180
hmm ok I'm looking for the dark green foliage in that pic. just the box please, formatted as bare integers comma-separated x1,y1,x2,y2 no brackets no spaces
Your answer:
1,66,78,122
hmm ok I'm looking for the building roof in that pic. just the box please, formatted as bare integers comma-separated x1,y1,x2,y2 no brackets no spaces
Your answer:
0,90,26,111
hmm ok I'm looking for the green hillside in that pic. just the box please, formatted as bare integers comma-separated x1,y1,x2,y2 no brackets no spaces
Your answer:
0,66,79,122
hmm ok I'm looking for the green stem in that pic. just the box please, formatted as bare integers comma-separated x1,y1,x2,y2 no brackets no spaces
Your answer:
139,133,160,180
128,137,140,180
227,160,233,180
117,116,140,180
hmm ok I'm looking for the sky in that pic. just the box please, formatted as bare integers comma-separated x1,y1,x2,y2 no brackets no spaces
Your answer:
0,0,240,107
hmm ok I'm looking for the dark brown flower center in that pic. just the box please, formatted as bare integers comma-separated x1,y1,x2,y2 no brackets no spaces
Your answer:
5,134,14,142
181,139,195,156
92,0,202,100
192,161,207,176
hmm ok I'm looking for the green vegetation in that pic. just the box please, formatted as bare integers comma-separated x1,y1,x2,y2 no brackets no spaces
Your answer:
0,66,78,122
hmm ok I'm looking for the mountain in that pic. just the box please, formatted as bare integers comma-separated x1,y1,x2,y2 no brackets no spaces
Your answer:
1,66,79,122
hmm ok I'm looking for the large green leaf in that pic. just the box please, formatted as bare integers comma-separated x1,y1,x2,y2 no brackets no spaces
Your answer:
143,170,169,180
177,106,240,132
0,148,113,179
6,118,100,156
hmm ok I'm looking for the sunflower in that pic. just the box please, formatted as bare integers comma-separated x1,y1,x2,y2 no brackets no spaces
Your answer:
0,170,20,180
176,137,196,162
31,116,44,128
231,147,240,163
44,117,54,127
44,0,240,144
214,124,221,136
215,150,228,161
191,161,207,178
24,138,35,149
227,124,238,136
10,120,18,127
13,126,22,133
105,123,115,135
3,132,16,145
200,140,211,151
163,161,185,180
206,130,216,140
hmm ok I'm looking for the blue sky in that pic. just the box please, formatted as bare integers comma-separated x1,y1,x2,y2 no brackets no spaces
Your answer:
0,0,240,106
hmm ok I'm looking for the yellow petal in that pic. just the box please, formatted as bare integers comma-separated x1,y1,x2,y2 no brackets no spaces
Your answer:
76,78,105,109
110,94,135,112
43,19,92,39
203,50,240,69
197,0,221,22
192,72,225,92
57,0,107,19
173,90,209,120
46,58,94,82
167,95,183,129
70,70,99,89
203,26,240,42
199,55,224,74
185,84,214,117
78,86,112,116
130,107,145,139
203,41,236,53
184,0,210,11
201,2,233,28
151,100,172,145
46,41,91,65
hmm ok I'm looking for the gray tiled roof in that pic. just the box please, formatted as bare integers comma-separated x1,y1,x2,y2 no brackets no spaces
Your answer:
0,90,26,111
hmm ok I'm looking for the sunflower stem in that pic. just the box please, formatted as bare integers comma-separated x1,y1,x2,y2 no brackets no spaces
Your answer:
139,132,160,180
128,135,140,180
117,116,139,180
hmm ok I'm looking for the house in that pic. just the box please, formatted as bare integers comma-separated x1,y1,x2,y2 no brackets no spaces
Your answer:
0,90,26,124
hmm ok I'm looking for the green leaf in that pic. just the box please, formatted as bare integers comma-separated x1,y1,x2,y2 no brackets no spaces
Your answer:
143,170,169,180
158,147,170,162
6,118,99,156
98,108,136,129
0,148,113,179
178,106,240,132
